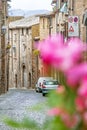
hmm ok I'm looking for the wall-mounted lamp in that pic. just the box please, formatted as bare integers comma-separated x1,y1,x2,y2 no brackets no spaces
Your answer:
1,25,7,34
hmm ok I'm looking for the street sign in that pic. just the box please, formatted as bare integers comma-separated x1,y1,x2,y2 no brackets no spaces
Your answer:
68,26,74,32
68,16,79,37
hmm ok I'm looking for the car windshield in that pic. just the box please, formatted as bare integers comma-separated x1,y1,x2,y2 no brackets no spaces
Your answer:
44,81,58,85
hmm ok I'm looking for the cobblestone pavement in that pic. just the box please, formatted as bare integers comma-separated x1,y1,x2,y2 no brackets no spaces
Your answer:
0,88,48,130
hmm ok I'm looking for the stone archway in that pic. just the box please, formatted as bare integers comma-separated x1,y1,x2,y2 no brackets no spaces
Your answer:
15,74,17,88
29,72,31,88
22,64,26,88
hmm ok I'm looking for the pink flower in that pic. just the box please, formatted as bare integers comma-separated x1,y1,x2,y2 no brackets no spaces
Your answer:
78,77,87,97
56,85,65,94
75,96,85,112
66,63,87,86
54,38,84,71
61,113,79,128
83,112,87,126
47,107,62,116
36,33,84,72
48,107,79,128
36,33,64,64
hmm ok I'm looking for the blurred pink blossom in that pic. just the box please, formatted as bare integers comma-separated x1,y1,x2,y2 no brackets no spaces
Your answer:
48,107,79,128
78,77,87,97
56,85,65,94
83,112,87,125
36,33,64,64
66,63,87,86
35,33,87,129
36,34,84,72
47,107,62,116
75,96,85,112
61,113,79,128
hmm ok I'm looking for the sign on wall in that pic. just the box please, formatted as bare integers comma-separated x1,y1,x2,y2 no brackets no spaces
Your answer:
68,16,79,37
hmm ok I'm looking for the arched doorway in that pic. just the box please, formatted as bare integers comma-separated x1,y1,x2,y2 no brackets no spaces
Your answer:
29,72,31,88
22,64,26,87
15,74,17,88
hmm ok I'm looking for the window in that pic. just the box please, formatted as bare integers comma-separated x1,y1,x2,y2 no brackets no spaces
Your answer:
43,18,45,29
23,44,26,51
47,17,53,29
49,17,52,27
22,28,24,35
14,34,17,42
13,47,16,57
26,28,28,35
44,81,59,85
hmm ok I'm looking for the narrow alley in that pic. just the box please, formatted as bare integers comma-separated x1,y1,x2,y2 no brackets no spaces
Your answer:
0,89,47,130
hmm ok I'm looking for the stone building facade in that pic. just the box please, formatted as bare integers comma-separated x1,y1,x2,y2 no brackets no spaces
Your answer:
9,16,40,88
8,1,87,89
73,0,87,60
51,0,87,81
8,13,56,89
37,13,56,79
0,0,9,94
51,0,87,42
70,0,87,43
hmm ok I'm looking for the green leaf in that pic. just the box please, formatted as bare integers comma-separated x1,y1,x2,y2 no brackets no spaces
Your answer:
47,85,76,114
4,117,21,128
42,116,69,130
4,117,40,130
26,101,48,111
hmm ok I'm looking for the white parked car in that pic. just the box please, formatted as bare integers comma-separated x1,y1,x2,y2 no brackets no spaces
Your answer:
35,77,53,92
42,80,60,96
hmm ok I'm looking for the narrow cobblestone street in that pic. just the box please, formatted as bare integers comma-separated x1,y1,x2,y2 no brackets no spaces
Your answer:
0,88,47,130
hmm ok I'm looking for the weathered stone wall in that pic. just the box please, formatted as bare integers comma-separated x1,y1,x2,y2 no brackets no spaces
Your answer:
73,0,87,42
0,0,8,94
9,28,33,89
39,15,55,77
31,24,39,88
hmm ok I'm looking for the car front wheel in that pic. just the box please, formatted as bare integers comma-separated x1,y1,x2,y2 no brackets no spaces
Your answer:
42,93,45,96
